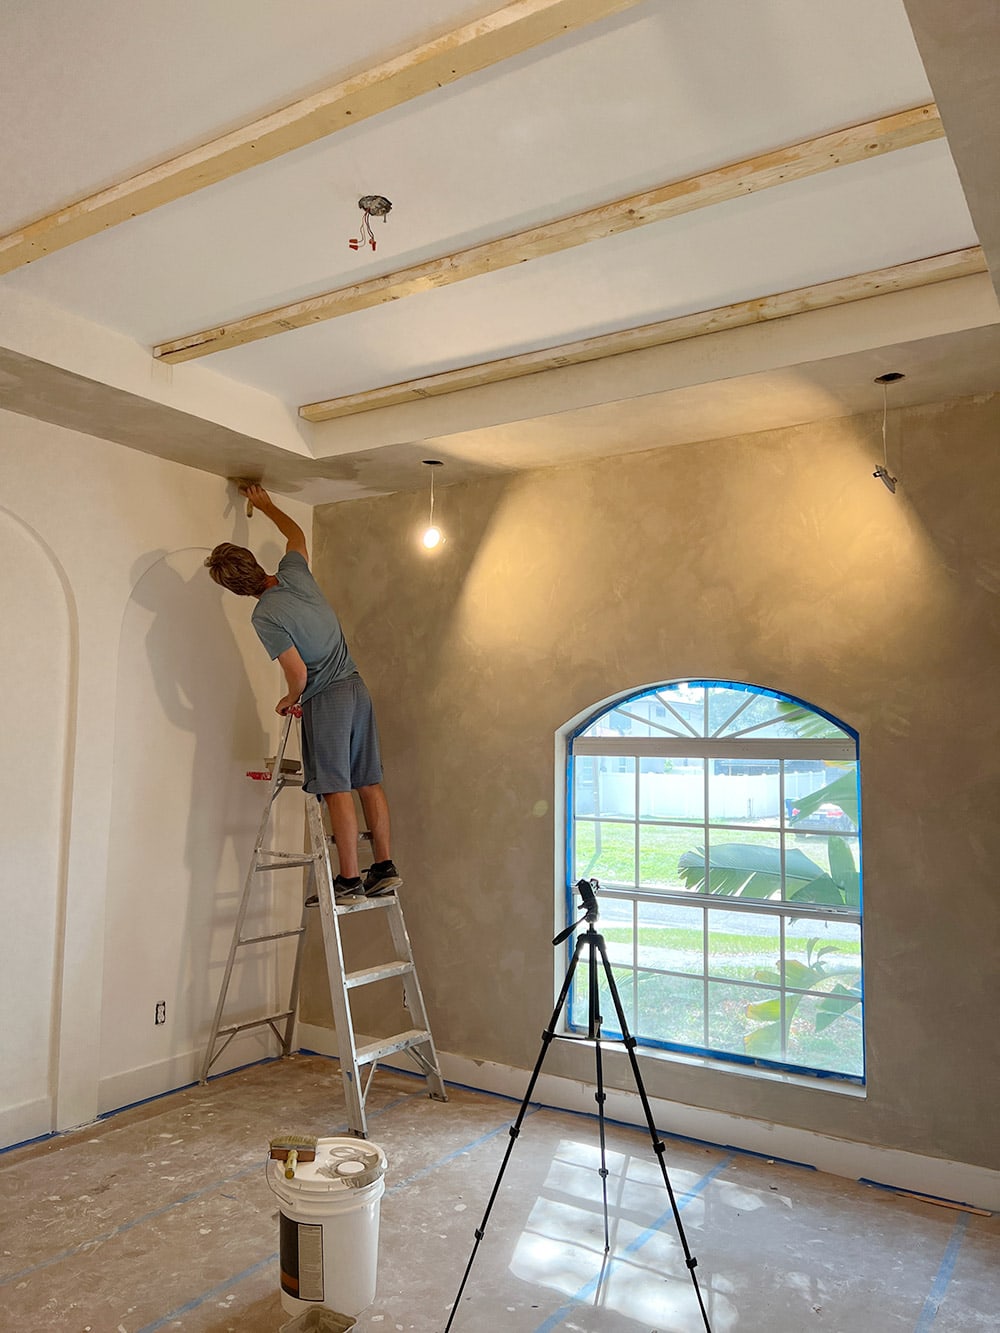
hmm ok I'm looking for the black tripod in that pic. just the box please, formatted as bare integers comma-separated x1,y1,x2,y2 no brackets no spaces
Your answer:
444,879,713,1331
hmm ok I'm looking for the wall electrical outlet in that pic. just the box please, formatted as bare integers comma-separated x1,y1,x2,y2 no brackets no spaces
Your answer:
155,1000,166,1025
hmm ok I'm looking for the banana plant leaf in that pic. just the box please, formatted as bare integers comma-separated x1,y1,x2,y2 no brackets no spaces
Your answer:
815,984,862,1031
788,771,859,827
828,836,861,907
678,844,827,899
775,700,845,739
744,971,862,1055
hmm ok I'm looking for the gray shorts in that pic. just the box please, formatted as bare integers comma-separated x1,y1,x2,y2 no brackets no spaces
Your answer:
301,674,383,794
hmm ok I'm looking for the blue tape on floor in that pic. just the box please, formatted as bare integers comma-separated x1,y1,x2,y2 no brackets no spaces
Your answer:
0,1092,423,1288
0,1162,264,1287
387,1105,541,1196
913,1213,970,1332
531,1152,734,1333
135,1252,279,1333
131,1101,529,1329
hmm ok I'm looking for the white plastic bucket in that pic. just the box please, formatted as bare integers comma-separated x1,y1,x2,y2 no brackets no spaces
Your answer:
267,1138,387,1318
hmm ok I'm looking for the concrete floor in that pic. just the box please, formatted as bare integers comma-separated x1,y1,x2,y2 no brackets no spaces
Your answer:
0,1056,996,1332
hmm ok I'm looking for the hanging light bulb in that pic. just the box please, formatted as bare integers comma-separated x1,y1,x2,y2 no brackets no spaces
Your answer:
421,460,444,550
873,372,904,493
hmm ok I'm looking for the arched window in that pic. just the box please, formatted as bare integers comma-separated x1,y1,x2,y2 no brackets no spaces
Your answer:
566,681,863,1081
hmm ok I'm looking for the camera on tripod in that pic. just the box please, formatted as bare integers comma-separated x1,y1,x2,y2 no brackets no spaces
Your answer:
575,876,600,920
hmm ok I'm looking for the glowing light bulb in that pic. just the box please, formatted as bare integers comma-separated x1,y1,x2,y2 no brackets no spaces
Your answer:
420,460,445,552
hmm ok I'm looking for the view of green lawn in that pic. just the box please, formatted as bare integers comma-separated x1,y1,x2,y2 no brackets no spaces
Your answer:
570,818,863,1076
574,818,850,884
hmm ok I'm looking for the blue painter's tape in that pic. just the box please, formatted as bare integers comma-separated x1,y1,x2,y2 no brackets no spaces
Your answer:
0,1058,283,1160
135,1252,278,1333
531,1152,734,1333
0,1128,57,1156
724,1144,816,1170
387,1106,542,1196
914,1214,970,1332
0,1089,423,1289
858,1177,986,1211
111,1097,533,1328
0,1165,263,1287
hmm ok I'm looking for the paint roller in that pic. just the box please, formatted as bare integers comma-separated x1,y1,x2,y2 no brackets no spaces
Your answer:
269,1132,318,1179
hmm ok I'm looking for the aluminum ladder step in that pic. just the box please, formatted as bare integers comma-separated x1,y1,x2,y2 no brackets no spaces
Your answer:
217,1011,295,1038
333,894,398,916
345,959,415,990
255,850,321,871
238,927,305,947
305,796,447,1136
354,1028,435,1067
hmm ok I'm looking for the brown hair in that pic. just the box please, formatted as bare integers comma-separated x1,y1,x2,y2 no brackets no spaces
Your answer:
204,543,269,596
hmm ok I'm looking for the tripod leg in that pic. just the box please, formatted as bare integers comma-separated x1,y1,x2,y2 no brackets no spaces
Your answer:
443,934,587,1332
588,932,611,1254
594,935,714,1333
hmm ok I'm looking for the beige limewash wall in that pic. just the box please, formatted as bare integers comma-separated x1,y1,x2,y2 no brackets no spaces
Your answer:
0,410,309,1147
308,393,1000,1173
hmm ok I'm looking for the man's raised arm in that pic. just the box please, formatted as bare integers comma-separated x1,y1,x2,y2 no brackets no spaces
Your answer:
240,484,308,560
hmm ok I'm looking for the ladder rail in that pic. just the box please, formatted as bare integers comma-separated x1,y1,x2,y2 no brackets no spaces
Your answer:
306,796,369,1134
201,712,297,1083
202,711,447,1135
385,902,447,1103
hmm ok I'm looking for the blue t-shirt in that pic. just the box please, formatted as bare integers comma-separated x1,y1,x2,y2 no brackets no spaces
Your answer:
251,552,357,701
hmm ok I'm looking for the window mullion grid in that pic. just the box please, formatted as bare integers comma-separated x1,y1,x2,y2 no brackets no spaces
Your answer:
779,759,787,1062
569,685,861,1080
702,747,710,1049
633,760,641,892
654,692,702,738
631,896,639,1036
711,692,754,738
632,760,640,1036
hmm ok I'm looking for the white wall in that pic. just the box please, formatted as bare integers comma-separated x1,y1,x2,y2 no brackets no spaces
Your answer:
0,511,70,1144
0,409,311,1146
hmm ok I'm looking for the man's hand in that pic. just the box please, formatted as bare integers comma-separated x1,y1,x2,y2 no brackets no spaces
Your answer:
276,696,302,717
241,482,274,514
241,483,308,559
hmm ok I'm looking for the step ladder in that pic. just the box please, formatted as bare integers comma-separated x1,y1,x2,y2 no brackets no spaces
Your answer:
201,710,447,1136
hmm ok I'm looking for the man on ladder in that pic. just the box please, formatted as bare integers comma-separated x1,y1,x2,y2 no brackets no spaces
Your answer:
205,483,401,901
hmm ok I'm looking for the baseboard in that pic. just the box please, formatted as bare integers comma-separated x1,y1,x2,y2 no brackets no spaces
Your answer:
97,1028,279,1117
0,1095,54,1151
296,1024,1000,1211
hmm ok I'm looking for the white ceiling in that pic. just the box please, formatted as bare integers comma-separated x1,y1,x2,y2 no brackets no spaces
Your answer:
1,0,998,503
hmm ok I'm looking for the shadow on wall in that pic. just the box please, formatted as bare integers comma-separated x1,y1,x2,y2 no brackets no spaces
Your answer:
99,549,271,1100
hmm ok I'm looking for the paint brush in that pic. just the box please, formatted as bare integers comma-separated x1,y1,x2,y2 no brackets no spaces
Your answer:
269,1132,318,1179
230,476,259,517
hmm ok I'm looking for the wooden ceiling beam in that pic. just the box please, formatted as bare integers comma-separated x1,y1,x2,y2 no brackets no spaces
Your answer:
0,0,642,276
155,103,944,363
298,247,987,421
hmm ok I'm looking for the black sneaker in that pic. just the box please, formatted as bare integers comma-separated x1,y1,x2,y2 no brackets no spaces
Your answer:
334,875,365,903
363,861,403,897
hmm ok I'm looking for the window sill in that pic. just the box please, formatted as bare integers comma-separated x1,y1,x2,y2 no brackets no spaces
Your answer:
635,1041,867,1097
